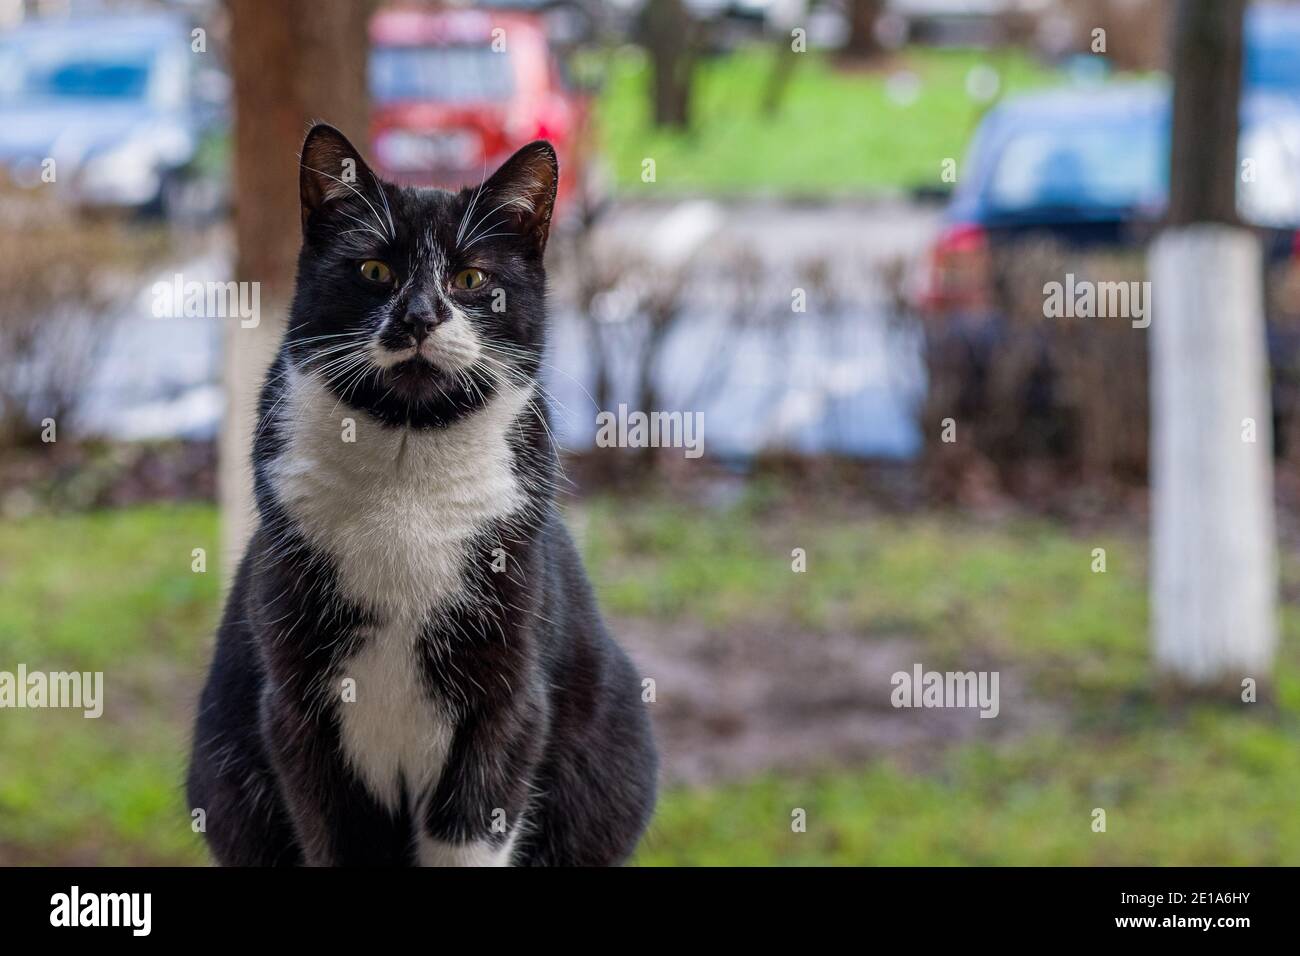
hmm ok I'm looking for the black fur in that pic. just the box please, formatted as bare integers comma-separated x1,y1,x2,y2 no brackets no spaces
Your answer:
187,126,657,866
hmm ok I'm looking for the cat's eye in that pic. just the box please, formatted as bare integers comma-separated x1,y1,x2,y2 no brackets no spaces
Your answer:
359,259,395,285
453,268,488,291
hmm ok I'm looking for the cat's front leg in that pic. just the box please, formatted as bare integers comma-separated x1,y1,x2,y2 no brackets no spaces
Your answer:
259,688,346,865
418,716,540,867
260,686,407,866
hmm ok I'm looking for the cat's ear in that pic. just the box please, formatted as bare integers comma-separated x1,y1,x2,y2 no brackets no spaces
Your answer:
477,141,559,254
299,123,383,232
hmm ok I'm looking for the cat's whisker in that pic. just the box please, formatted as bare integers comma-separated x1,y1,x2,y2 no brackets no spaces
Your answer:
298,341,372,367
484,347,602,416
473,343,580,416
461,228,514,252
369,169,396,239
333,208,389,243
328,360,380,420
462,193,526,247
311,352,372,382
469,356,569,483
301,162,394,241
455,157,491,247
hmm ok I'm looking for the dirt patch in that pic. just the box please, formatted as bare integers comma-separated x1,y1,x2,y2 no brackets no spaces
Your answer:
617,618,1061,787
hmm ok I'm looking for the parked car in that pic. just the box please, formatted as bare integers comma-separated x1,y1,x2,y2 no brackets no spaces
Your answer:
1246,1,1300,97
473,0,606,48
920,83,1300,315
0,12,227,218
368,5,596,222
885,0,1051,47
918,82,1300,457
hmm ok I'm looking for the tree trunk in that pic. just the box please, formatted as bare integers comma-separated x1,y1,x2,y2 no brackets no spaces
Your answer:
1151,0,1276,685
220,0,373,576
760,0,808,116
843,0,884,59
643,0,694,129
761,33,797,117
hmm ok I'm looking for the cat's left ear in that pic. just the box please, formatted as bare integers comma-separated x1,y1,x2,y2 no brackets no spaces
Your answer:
477,141,559,255
299,123,384,233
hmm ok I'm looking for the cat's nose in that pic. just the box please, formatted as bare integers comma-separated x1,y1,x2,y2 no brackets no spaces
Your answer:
400,303,449,341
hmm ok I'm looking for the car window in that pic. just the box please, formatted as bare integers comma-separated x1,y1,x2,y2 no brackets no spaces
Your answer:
0,37,157,103
983,108,1300,227
370,45,514,104
984,121,1167,213
1246,10,1300,93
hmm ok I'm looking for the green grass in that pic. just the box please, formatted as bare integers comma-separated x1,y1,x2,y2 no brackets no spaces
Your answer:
640,716,1300,865
593,45,1068,194
581,493,1155,695
585,489,1300,865
2,493,1298,864
0,505,219,865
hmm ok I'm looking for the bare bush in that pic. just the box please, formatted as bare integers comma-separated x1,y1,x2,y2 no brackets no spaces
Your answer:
0,190,169,447
551,226,843,476
900,237,1150,503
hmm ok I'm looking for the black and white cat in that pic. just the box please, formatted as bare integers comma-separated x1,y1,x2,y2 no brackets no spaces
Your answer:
187,124,657,866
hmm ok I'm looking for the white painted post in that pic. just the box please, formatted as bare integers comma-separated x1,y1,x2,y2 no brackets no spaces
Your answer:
1149,225,1277,682
218,314,281,582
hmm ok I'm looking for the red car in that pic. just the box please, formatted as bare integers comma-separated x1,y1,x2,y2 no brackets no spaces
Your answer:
368,5,592,219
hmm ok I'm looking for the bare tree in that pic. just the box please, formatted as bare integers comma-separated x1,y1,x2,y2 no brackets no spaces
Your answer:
220,0,374,572
761,0,806,117
642,0,696,128
843,0,884,59
1150,0,1276,685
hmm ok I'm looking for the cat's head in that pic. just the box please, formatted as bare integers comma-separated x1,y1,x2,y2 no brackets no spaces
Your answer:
286,123,556,428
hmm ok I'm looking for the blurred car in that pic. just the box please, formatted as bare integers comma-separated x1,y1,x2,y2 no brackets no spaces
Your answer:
918,82,1300,454
368,5,596,220
1246,2,1300,97
920,83,1300,315
610,0,778,53
472,0,605,47
0,12,227,218
885,0,1052,47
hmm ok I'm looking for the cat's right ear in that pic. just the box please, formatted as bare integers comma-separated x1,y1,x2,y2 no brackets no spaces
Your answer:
299,123,380,232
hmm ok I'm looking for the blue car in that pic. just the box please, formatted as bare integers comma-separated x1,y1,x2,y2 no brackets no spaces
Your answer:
921,82,1300,314
919,80,1300,457
0,12,226,217
1247,1,1300,96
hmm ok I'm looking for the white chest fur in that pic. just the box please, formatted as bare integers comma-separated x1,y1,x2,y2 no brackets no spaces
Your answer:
267,369,533,815
268,370,532,616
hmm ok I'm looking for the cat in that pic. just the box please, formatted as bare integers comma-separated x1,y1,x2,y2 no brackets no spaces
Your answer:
187,124,657,866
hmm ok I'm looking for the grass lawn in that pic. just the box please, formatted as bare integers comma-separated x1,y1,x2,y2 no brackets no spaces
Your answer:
638,719,1300,865
2,489,1298,865
593,45,1068,195
0,506,219,865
